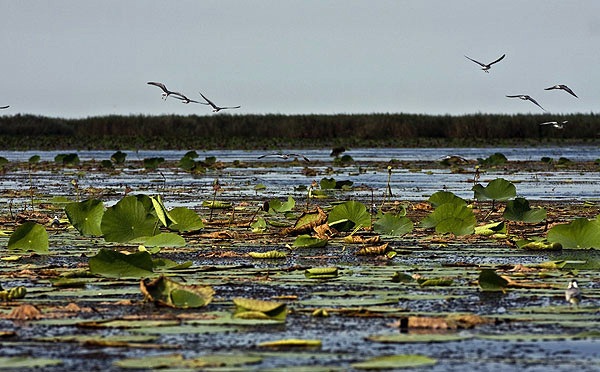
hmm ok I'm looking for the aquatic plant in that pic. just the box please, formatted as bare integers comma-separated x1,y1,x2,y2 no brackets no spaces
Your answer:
7,222,49,254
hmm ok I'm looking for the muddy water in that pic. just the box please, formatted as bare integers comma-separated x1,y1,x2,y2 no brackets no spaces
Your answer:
0,147,599,371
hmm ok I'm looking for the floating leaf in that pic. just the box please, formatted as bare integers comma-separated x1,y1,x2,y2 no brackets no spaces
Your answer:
140,276,214,308
421,203,476,236
150,195,176,227
292,234,328,248
418,278,454,287
137,232,186,248
282,207,328,235
168,207,204,232
368,333,470,343
268,196,295,213
517,238,562,251
352,354,437,370
304,267,338,279
373,213,413,237
478,269,508,292
478,152,507,166
202,200,232,209
472,178,516,201
101,195,158,242
475,221,506,236
258,339,321,348
143,157,164,170
110,150,127,164
7,222,49,254
0,357,62,369
65,199,105,236
357,243,390,256
249,250,287,259
233,298,287,321
503,197,546,223
89,249,155,279
547,218,600,249
428,191,467,208
328,200,371,231
250,217,268,233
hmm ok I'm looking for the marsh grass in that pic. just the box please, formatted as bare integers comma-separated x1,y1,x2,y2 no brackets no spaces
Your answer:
0,113,598,150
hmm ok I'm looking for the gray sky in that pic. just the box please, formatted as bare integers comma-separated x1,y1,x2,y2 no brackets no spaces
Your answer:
2,1,600,118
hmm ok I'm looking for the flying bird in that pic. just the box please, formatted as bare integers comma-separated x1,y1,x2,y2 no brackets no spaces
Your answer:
147,82,187,101
464,53,506,73
565,279,582,306
540,120,568,129
258,152,310,162
171,93,208,105
0,105,9,109
506,94,546,111
199,92,241,112
544,84,578,98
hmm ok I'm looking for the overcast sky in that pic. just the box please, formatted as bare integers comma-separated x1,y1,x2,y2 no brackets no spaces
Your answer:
2,1,600,118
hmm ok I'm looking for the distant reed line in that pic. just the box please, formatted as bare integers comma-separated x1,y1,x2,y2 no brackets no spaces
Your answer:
0,113,598,150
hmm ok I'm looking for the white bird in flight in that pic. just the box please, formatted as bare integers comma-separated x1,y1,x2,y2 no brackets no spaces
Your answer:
0,105,9,109
258,152,310,162
147,82,188,101
464,53,506,73
544,84,578,98
540,120,568,129
199,92,241,112
506,94,546,111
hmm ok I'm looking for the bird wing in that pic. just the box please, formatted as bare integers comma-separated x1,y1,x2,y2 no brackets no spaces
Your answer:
505,95,522,98
199,92,217,108
220,106,241,110
464,55,486,67
488,54,506,65
539,121,557,126
147,81,168,93
544,85,557,91
561,85,578,98
527,96,545,111
0,105,9,109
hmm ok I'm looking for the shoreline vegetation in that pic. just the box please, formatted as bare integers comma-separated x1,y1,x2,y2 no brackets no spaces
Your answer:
0,113,598,150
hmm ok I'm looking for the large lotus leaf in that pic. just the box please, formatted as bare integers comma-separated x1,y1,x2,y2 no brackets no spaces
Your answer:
547,218,600,249
328,201,371,231
478,152,508,166
115,353,261,369
428,191,466,208
258,339,322,348
167,207,204,232
110,150,127,164
503,197,546,223
268,196,295,214
140,276,214,308
65,199,104,236
0,357,62,369
421,203,476,236
478,269,508,292
136,233,186,248
150,195,177,228
101,196,158,242
233,298,287,321
89,249,155,279
352,354,437,370
474,221,506,236
373,213,413,237
472,178,516,201
7,222,49,254
143,157,164,170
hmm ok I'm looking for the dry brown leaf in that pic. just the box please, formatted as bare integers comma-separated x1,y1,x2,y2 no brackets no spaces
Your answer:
313,223,337,240
344,235,381,244
7,304,42,320
356,243,389,256
196,231,233,240
281,207,328,236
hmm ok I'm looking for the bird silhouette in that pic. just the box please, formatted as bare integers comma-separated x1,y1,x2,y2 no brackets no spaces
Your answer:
464,54,506,73
544,84,578,98
258,152,310,162
0,105,9,109
147,82,187,101
199,92,240,112
506,94,545,111
540,120,568,129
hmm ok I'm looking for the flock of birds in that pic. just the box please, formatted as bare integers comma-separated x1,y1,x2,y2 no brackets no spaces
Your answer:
464,53,578,129
147,82,240,112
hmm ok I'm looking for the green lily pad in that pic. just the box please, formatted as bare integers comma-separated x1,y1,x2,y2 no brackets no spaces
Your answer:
233,297,287,321
168,207,204,232
140,276,214,308
478,269,508,292
503,197,546,223
472,178,516,201
101,195,158,243
136,232,186,247
89,249,155,279
373,213,413,237
292,234,328,248
268,196,295,213
328,200,371,231
421,203,476,236
7,222,49,254
202,200,232,209
304,267,339,279
475,221,506,236
547,218,600,249
114,353,262,369
249,250,287,259
0,357,62,369
259,339,322,348
367,333,471,343
352,354,437,370
150,195,176,228
65,199,105,236
428,191,467,207
110,150,127,164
